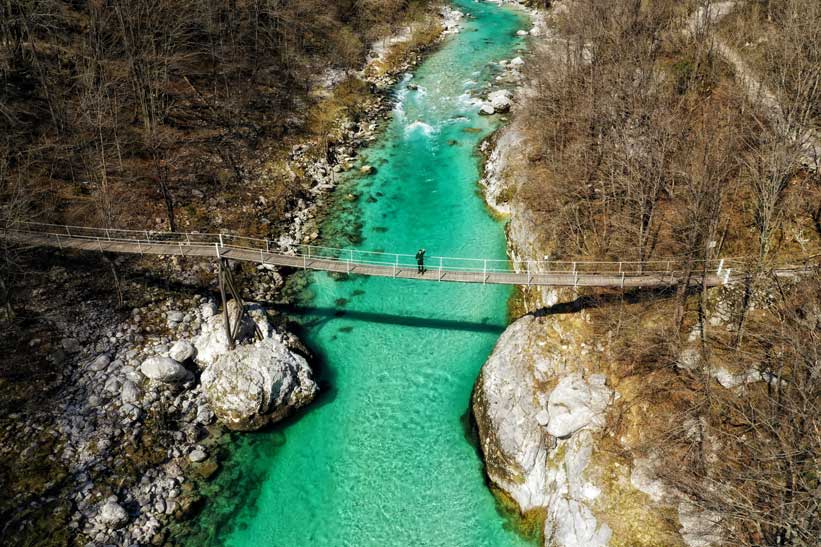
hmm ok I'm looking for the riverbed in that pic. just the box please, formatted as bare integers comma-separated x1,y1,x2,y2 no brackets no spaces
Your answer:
186,2,533,545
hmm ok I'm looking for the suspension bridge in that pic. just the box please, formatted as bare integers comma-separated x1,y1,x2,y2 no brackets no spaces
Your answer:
3,222,816,289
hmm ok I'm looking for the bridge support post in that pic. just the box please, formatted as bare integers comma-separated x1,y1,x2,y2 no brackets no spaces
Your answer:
218,259,234,350
439,257,443,281
621,272,625,289
56,234,63,251
217,257,262,352
394,255,398,278
527,261,531,286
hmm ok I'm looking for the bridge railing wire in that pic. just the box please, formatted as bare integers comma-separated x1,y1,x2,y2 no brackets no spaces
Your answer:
8,221,817,278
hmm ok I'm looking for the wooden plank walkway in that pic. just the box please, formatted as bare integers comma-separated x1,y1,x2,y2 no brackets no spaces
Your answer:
4,224,815,289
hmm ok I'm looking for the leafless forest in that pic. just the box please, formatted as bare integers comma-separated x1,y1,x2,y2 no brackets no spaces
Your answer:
513,1,819,544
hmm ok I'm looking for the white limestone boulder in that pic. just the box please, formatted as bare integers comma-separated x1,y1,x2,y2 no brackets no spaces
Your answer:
488,89,513,113
479,103,496,116
473,316,614,547
140,356,192,384
193,300,271,367
201,335,317,431
472,315,552,512
169,340,197,363
98,500,128,530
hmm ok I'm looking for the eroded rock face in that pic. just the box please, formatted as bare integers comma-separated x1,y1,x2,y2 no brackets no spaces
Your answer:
473,315,552,512
200,335,317,431
472,315,613,547
546,373,610,438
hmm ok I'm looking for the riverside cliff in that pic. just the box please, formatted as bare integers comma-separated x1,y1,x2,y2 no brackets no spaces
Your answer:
471,1,821,546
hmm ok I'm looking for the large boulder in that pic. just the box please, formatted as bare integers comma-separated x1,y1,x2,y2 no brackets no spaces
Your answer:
201,335,317,431
472,315,552,512
193,300,271,367
473,315,613,547
479,103,496,116
140,356,192,383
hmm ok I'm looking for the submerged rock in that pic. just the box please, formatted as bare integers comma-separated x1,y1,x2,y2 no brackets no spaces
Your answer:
201,336,317,431
188,448,207,463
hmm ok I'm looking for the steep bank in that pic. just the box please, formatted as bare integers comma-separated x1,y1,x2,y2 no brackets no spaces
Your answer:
473,2,820,547
472,4,714,547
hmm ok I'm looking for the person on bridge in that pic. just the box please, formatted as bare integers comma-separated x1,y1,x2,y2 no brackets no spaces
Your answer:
416,249,426,274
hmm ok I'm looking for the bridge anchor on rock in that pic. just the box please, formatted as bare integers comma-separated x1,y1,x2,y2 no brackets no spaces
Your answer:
216,255,263,350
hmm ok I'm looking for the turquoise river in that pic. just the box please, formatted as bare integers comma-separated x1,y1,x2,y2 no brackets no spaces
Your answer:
187,1,534,545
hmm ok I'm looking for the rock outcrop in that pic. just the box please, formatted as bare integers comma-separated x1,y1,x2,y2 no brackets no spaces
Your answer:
192,300,270,367
545,372,610,439
200,335,317,431
473,315,614,546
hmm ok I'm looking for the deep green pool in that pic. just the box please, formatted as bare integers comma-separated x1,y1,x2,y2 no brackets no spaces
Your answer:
187,2,533,545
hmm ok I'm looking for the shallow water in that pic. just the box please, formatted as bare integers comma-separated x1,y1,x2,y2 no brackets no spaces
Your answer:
187,2,533,545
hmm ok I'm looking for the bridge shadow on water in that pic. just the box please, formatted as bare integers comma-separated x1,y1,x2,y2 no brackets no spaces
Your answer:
274,303,508,335
251,304,508,433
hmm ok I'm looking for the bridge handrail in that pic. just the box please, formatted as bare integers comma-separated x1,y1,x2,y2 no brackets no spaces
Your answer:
5,221,818,277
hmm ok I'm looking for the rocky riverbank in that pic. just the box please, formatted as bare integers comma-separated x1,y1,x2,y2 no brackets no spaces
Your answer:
0,259,318,545
266,4,463,253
